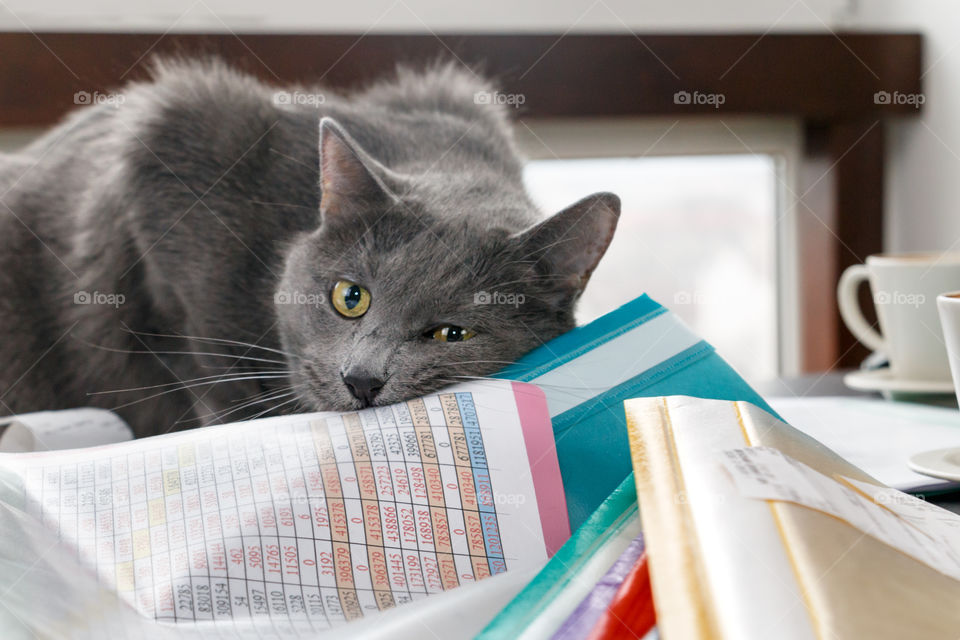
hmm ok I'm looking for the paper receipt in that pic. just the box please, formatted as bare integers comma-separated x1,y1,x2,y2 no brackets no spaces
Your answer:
721,447,960,583
0,408,133,452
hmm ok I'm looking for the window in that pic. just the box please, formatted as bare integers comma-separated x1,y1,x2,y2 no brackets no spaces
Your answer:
519,118,797,383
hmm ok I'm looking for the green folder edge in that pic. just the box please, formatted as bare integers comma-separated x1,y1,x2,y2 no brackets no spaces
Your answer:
476,474,639,639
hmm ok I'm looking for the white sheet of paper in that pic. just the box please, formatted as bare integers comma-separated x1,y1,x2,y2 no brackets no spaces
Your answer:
0,408,133,452
767,396,960,491
0,380,566,638
721,446,960,583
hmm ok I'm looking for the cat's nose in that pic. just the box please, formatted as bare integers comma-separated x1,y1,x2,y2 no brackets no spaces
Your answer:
342,372,385,405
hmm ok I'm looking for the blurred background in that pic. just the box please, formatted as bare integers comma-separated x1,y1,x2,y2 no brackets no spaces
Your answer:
0,0,951,385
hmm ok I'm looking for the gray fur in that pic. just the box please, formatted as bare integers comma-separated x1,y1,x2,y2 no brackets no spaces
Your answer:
0,59,619,437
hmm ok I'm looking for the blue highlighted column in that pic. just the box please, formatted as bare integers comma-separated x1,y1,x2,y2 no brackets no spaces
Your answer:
456,392,506,574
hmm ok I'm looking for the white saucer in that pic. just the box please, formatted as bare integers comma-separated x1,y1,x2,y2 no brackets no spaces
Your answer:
910,448,960,482
843,369,955,396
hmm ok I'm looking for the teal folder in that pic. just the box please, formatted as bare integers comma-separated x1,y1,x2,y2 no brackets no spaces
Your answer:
496,294,771,530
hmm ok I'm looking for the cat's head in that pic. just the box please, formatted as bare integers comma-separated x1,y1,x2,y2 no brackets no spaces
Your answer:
276,118,619,410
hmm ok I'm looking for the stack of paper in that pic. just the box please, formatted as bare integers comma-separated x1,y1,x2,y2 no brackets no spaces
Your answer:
627,396,960,639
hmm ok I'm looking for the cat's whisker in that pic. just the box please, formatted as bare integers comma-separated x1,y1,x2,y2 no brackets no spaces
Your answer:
223,386,298,408
246,396,304,421
198,364,292,373
105,374,290,411
235,383,307,408
246,198,314,210
189,380,312,425
192,388,301,424
76,339,288,366
228,383,299,404
120,328,297,359
89,371,292,396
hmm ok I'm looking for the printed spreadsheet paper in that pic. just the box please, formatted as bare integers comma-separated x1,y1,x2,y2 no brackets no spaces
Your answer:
0,380,568,638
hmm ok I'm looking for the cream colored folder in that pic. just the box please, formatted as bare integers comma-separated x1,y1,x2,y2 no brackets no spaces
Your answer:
626,396,960,640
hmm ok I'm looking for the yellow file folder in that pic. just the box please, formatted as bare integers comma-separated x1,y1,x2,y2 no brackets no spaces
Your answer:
626,396,960,640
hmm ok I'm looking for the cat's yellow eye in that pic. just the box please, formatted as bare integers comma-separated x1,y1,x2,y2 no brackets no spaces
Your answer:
331,280,371,318
429,325,476,343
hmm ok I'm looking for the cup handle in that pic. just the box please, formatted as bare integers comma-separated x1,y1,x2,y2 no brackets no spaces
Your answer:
837,264,886,353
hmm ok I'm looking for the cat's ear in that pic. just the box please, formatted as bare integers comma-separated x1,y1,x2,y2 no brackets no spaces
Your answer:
512,192,620,300
319,117,400,222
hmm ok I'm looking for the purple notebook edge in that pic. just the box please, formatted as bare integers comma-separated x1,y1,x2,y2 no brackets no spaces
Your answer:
550,533,646,640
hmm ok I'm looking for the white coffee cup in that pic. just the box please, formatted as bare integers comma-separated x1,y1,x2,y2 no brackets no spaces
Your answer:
937,293,960,404
838,253,960,381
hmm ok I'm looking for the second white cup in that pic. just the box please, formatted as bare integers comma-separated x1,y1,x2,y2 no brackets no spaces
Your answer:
937,293,960,405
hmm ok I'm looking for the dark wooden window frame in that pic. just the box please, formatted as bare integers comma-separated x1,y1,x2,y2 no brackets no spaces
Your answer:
0,32,923,371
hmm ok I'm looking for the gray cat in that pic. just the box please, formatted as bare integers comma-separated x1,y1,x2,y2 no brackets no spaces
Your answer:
0,59,619,437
